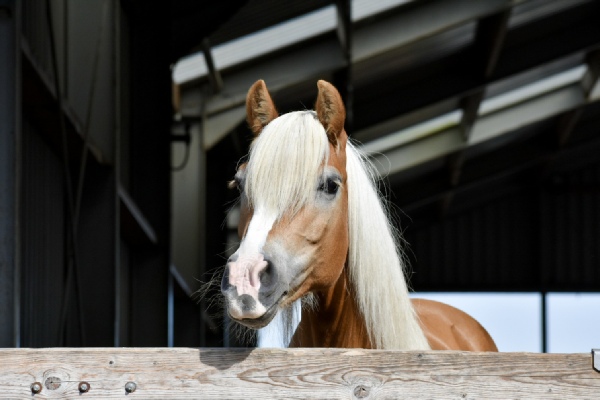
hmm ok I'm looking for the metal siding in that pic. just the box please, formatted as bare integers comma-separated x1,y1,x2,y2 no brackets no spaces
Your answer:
20,119,65,347
541,164,600,290
21,0,62,87
407,192,537,291
67,0,115,163
407,161,600,291
0,0,19,347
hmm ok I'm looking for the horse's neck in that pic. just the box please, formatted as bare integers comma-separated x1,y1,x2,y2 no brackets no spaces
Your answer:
290,267,372,348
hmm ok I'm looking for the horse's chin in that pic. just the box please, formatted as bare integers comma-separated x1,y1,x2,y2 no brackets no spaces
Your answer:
229,300,280,329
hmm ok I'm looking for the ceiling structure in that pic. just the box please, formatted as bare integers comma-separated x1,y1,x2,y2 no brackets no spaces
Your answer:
173,0,600,223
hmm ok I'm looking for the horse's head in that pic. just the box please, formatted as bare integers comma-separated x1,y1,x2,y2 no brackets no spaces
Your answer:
221,80,349,329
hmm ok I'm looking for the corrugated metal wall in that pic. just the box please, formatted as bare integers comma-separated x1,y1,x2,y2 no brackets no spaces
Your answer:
3,0,181,348
20,120,66,347
407,162,600,292
21,0,56,82
540,164,600,290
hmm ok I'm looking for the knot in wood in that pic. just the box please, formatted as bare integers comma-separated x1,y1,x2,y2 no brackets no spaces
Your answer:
45,376,61,390
354,384,370,398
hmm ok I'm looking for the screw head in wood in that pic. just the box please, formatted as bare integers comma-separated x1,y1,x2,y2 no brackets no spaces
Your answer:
79,381,90,393
30,382,42,394
125,381,137,393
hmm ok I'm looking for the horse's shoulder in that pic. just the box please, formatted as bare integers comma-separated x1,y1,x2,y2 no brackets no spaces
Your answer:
411,298,498,352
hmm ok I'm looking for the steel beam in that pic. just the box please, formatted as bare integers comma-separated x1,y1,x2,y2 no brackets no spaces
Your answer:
474,10,510,79
373,83,593,178
201,38,223,94
441,10,510,216
469,85,584,145
353,0,511,63
335,0,353,133
0,0,20,347
583,50,600,99
203,105,245,151
179,0,514,120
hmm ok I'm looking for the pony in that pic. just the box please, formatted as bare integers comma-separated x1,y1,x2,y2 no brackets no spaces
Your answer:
220,79,497,351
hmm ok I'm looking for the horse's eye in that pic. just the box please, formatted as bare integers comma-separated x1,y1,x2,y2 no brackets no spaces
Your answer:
319,178,339,195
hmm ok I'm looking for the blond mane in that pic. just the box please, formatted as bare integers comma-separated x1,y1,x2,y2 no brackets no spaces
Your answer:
346,144,429,349
247,110,429,350
245,111,329,219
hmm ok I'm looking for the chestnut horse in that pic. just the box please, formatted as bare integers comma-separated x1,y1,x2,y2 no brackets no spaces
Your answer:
221,79,497,351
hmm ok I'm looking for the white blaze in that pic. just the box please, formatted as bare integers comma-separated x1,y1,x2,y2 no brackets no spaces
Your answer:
226,208,277,319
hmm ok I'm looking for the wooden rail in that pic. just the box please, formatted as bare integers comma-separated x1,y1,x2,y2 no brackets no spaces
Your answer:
0,348,599,399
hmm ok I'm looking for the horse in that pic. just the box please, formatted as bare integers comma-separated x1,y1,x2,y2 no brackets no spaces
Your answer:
220,79,498,351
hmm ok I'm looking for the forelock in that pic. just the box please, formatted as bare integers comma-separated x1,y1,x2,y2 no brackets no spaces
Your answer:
245,111,329,219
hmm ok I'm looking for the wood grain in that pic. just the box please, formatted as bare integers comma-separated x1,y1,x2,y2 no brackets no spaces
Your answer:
0,348,598,399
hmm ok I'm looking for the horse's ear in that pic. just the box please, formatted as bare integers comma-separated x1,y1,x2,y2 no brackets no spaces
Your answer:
246,80,279,137
315,80,346,145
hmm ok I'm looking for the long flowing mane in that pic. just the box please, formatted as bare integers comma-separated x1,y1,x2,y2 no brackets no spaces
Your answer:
246,110,430,350
346,144,430,349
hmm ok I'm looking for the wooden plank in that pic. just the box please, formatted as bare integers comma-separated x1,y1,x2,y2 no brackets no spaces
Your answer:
0,348,598,399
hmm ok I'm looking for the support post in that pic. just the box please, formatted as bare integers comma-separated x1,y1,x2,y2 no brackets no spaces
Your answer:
0,0,20,347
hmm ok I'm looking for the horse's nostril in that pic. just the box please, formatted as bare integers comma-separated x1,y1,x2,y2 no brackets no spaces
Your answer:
259,260,274,287
239,294,256,311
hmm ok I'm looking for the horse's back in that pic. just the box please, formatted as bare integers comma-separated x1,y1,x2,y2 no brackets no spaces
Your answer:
412,298,498,351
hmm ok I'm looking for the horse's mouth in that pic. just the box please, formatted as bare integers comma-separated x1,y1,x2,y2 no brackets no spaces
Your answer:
229,291,288,329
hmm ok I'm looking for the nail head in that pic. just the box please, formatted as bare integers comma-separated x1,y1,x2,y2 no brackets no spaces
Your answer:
79,381,90,393
31,382,42,394
125,381,137,393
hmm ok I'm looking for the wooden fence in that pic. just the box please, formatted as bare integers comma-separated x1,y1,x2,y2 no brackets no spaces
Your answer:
0,348,598,399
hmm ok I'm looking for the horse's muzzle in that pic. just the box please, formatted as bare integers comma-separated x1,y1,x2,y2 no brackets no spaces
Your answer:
221,254,281,325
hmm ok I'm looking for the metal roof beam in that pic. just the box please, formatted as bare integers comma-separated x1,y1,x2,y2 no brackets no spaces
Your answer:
474,11,510,79
402,133,600,213
179,39,344,119
372,83,592,178
335,0,353,132
583,49,600,99
202,105,246,151
200,39,223,94
180,0,515,120
556,109,583,149
460,10,510,140
538,48,600,179
352,0,512,63
442,10,510,215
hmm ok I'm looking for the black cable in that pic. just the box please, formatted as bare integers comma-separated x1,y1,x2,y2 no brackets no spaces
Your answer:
171,141,191,172
45,0,87,345
171,122,192,172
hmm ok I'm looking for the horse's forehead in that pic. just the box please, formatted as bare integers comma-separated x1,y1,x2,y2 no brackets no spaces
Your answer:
327,146,344,164
326,142,347,174
239,145,346,174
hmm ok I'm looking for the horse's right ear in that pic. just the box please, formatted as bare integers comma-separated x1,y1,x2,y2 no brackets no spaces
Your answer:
246,80,279,137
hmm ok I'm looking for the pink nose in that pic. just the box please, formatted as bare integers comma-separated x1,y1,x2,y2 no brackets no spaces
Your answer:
221,254,272,297
221,254,273,320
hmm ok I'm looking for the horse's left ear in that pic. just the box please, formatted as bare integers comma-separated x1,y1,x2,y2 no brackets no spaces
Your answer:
315,80,346,145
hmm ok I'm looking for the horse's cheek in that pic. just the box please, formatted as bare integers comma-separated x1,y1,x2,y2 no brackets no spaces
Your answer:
237,205,253,239
315,213,348,284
